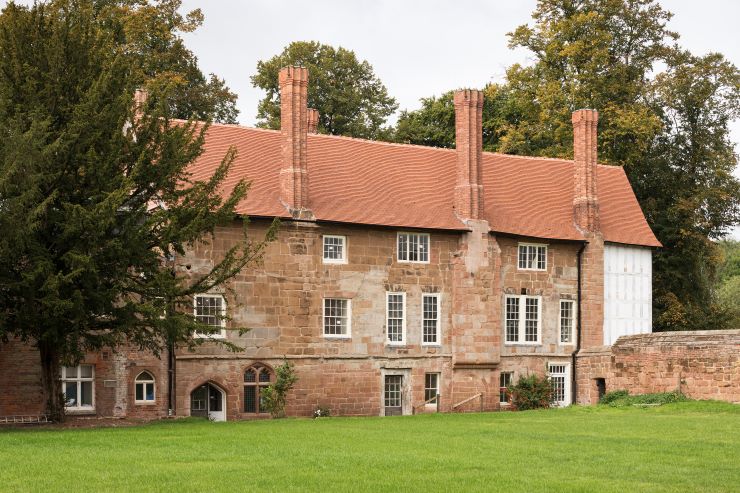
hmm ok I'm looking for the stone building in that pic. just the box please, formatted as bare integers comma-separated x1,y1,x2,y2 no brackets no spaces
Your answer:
0,66,670,422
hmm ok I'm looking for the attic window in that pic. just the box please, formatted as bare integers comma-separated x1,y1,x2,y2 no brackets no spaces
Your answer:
518,243,547,271
397,233,429,263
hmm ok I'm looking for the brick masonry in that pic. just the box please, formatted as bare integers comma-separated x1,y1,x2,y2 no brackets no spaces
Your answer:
576,330,740,404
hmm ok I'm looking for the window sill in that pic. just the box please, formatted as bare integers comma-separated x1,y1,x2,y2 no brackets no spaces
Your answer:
504,342,542,346
323,334,351,340
322,259,347,265
65,408,96,415
135,401,157,406
517,268,547,272
422,343,442,348
386,342,407,348
397,260,430,265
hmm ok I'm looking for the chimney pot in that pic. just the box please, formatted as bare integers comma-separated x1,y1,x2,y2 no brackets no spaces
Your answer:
307,108,319,134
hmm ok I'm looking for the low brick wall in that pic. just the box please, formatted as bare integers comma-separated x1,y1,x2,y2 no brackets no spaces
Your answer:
577,330,740,404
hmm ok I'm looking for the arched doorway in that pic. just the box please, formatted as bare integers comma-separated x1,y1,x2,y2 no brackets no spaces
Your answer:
190,383,226,421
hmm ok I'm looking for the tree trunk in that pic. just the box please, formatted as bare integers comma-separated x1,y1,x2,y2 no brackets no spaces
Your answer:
39,340,65,423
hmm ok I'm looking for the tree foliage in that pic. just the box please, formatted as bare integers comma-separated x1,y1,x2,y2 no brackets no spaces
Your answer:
100,0,239,123
251,41,398,139
260,361,298,418
394,0,740,331
0,0,275,421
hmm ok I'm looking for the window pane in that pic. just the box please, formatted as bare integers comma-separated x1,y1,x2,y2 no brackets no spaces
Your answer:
196,296,223,327
505,297,520,342
244,386,256,412
136,371,153,382
424,373,439,403
145,383,155,401
64,366,77,379
398,234,408,261
518,246,526,269
136,383,144,401
324,299,348,335
259,369,271,383
65,382,77,407
323,236,344,261
80,381,93,406
418,235,429,262
499,372,512,403
79,365,93,379
384,375,402,407
550,365,566,403
537,246,547,270
387,294,404,342
423,295,439,344
258,385,269,413
244,369,256,383
525,298,539,342
560,301,574,343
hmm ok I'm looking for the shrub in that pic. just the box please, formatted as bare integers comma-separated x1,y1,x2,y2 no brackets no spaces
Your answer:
508,373,553,410
313,406,331,418
599,390,689,407
260,361,298,418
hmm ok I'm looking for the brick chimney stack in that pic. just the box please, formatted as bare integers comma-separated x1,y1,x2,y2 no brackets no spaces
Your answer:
453,89,484,220
572,109,600,233
279,66,310,212
133,88,147,120
307,108,319,134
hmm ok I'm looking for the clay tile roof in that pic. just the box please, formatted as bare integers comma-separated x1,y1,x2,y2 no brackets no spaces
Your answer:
188,122,661,247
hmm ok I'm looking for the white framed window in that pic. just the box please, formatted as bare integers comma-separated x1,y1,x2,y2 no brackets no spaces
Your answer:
323,298,351,338
322,235,347,264
504,295,541,344
194,294,226,338
397,232,430,263
421,293,441,345
135,371,156,404
499,372,513,405
549,363,571,407
518,243,547,271
386,292,406,345
559,299,576,344
62,365,94,411
424,373,440,404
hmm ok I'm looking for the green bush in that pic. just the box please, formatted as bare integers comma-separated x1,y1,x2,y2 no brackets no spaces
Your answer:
260,361,298,418
508,373,553,410
599,390,689,407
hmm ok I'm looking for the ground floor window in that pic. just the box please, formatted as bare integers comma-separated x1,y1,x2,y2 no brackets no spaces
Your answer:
62,365,94,410
135,371,155,403
549,364,569,406
244,364,274,413
424,373,440,404
499,372,513,405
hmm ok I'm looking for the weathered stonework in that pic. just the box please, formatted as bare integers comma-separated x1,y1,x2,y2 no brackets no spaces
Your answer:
576,330,740,404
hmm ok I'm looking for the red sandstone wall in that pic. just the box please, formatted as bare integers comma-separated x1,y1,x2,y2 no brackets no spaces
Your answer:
577,330,740,404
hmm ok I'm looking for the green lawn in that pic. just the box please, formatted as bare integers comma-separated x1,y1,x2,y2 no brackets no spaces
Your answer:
1,402,738,493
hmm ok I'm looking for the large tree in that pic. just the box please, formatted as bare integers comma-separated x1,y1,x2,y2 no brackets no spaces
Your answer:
0,0,274,421
101,0,239,123
394,0,740,331
251,41,398,139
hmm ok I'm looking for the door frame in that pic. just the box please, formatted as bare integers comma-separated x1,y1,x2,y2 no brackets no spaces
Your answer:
190,382,227,422
379,368,411,416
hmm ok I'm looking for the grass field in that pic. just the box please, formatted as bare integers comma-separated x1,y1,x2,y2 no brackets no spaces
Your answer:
1,401,738,493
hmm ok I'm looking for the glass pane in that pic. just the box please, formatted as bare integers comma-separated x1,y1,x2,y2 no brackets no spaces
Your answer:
505,297,520,342
244,369,256,383
65,382,77,406
79,365,93,379
145,383,155,401
384,375,402,407
64,366,77,379
244,386,256,413
136,371,153,382
135,383,144,401
80,381,93,406
259,369,271,383
398,234,407,261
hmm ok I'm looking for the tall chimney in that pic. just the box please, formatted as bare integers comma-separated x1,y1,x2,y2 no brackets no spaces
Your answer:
453,89,484,220
572,109,600,233
133,88,148,120
279,66,310,212
307,108,319,134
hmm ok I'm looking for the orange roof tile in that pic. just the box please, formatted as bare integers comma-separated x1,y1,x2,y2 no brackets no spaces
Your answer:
188,123,660,247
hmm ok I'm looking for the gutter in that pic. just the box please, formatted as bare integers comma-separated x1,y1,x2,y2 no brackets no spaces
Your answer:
571,242,587,405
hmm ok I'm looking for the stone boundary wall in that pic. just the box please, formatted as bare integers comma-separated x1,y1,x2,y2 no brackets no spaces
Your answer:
576,330,740,404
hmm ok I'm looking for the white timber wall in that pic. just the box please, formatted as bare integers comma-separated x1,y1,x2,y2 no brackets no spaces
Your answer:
603,244,652,345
